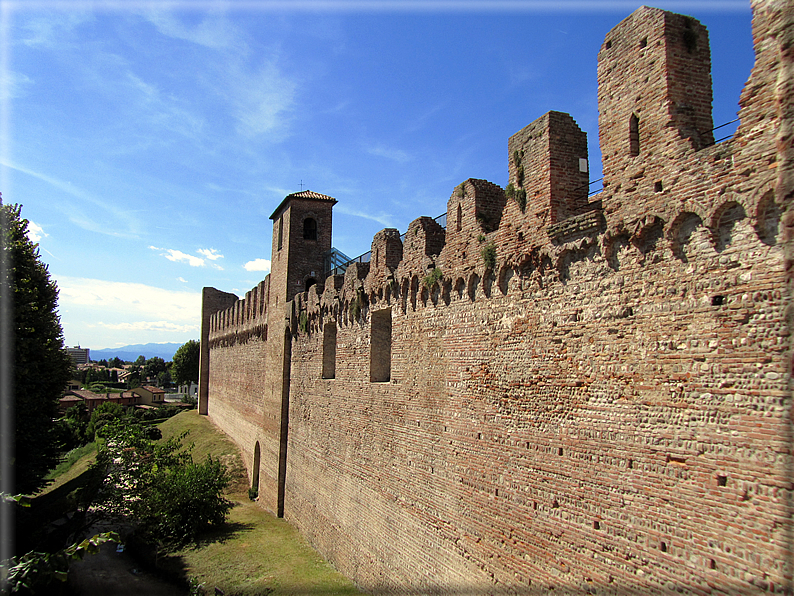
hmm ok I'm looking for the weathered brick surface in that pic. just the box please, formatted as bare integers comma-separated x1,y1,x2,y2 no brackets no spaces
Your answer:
200,4,793,594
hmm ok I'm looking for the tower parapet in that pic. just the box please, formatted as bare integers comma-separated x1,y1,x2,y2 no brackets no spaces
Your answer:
598,8,713,190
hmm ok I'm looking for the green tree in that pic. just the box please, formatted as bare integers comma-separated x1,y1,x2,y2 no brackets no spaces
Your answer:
171,339,200,386
108,357,124,369
1,203,73,495
134,355,145,367
142,356,166,382
85,401,125,441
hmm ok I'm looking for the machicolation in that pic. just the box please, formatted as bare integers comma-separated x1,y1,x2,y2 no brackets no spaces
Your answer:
200,3,793,594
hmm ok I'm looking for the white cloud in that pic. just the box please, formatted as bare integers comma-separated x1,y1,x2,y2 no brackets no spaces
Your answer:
244,258,271,272
149,246,205,267
197,248,223,260
95,321,197,332
56,276,201,323
177,277,188,283
26,220,47,243
165,249,205,267
54,276,204,349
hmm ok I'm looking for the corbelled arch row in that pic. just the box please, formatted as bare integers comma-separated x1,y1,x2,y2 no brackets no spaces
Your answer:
201,3,792,594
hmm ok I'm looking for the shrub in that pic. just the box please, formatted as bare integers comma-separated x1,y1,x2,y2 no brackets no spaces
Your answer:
91,419,231,546
147,456,232,544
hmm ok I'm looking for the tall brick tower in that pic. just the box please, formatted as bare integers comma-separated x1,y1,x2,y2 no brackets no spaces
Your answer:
265,190,336,517
268,190,337,304
598,7,713,188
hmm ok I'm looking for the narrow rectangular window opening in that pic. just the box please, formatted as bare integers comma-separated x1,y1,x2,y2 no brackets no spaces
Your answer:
322,323,337,379
370,308,392,383
277,216,283,251
630,114,640,156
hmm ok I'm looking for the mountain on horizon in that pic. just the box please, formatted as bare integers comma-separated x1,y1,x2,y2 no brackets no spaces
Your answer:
88,342,184,362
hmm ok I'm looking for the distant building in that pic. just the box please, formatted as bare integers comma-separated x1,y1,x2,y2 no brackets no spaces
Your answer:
66,345,90,366
133,385,166,406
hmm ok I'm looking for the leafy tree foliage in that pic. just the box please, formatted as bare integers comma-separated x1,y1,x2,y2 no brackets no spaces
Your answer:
85,401,126,441
171,339,200,386
125,365,141,388
107,357,124,369
134,355,146,366
1,203,73,494
1,529,119,594
53,404,89,450
142,356,167,382
92,419,231,545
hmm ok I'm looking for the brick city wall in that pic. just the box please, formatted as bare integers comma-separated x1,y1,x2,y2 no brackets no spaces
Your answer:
202,3,793,594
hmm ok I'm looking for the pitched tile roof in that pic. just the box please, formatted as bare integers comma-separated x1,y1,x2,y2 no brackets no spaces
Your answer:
269,190,337,220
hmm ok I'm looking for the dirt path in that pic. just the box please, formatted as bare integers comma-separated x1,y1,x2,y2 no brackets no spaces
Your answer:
68,540,185,596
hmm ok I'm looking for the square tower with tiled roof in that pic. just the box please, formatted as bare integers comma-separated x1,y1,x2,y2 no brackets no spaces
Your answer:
269,190,337,304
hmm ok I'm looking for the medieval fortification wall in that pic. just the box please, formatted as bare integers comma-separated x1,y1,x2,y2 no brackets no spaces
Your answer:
200,2,794,594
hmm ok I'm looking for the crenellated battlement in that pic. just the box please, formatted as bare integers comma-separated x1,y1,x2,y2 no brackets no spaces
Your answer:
199,3,792,592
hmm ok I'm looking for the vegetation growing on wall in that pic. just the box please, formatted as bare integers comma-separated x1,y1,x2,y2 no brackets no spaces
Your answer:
422,268,443,289
481,243,497,269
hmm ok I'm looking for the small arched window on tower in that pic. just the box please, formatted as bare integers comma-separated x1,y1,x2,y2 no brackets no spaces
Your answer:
629,114,640,156
303,217,317,240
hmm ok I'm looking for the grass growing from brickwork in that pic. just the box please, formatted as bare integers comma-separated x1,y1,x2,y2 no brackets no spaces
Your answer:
158,411,361,596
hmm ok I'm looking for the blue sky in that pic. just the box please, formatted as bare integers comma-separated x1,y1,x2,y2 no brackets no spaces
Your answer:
1,1,752,350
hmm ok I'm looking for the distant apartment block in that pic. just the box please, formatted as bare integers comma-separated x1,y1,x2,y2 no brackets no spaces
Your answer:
66,345,90,366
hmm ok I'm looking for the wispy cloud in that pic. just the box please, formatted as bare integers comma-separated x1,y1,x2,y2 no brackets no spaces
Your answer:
0,70,33,101
197,248,223,260
336,204,393,227
16,11,94,48
228,61,297,138
243,258,271,272
366,143,412,163
177,277,188,283
0,159,144,237
124,71,205,140
142,9,244,52
26,220,47,243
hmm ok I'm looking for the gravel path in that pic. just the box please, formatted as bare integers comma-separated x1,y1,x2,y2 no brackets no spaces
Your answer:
68,540,185,596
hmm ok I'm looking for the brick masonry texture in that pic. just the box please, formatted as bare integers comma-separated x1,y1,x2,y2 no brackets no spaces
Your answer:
200,3,793,594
